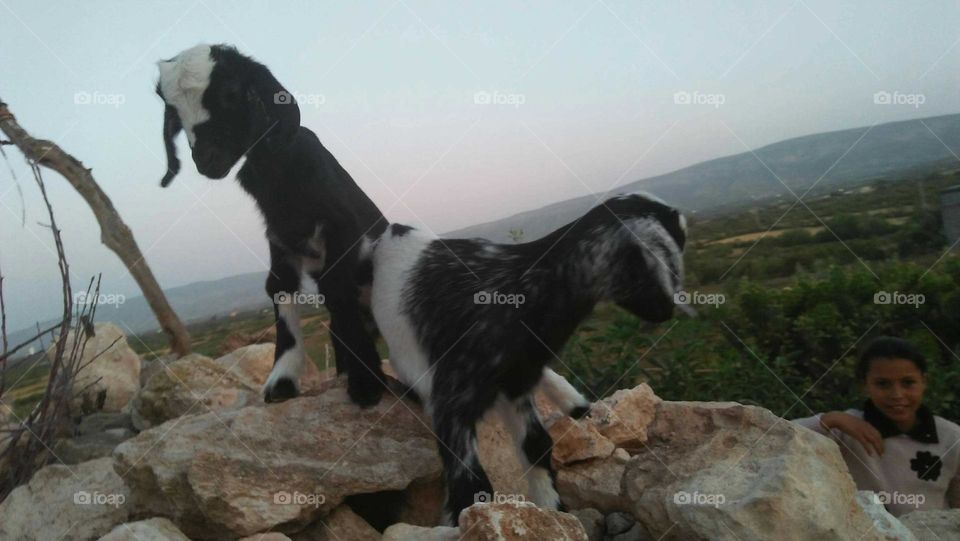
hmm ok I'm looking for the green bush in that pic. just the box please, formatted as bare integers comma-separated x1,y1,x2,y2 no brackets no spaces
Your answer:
557,258,960,422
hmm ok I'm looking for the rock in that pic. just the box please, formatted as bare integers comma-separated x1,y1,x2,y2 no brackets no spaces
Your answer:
214,343,326,392
900,509,960,541
477,410,529,499
139,354,175,387
622,401,896,541
587,384,659,452
239,534,291,541
129,353,259,430
570,508,604,541
48,323,141,413
0,457,131,540
458,501,588,540
605,511,635,535
76,412,135,435
54,427,136,464
854,491,916,541
114,377,442,539
396,477,445,527
610,522,652,541
99,517,190,540
383,523,459,541
548,416,615,466
290,506,379,541
557,448,631,514
218,325,277,355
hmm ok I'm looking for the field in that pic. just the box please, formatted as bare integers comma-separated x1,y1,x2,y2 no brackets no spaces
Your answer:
4,165,959,421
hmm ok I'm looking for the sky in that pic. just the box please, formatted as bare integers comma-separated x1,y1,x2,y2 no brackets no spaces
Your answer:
1,0,959,332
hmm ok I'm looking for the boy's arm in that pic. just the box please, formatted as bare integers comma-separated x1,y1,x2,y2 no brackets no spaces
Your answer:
792,413,833,437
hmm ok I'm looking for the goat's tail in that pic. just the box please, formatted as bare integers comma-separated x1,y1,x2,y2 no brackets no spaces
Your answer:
538,368,592,419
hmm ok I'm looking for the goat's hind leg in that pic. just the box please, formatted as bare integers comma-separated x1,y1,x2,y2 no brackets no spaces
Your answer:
432,399,495,525
263,245,306,403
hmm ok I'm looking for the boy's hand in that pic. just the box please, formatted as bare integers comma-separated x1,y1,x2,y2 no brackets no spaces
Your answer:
821,412,885,457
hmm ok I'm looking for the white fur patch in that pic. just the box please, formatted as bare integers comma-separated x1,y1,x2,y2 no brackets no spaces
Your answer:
263,301,305,391
625,217,684,296
538,368,589,415
157,44,214,147
370,225,436,401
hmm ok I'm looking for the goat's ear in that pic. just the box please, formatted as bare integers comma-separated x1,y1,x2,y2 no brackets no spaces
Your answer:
247,64,300,151
159,103,183,187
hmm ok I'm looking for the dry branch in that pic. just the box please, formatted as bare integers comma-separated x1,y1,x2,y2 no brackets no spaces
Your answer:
0,98,191,356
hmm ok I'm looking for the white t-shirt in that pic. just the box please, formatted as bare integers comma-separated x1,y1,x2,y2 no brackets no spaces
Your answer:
793,402,960,517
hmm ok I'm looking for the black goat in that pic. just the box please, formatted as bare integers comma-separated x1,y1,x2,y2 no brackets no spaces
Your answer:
156,44,387,406
367,193,687,523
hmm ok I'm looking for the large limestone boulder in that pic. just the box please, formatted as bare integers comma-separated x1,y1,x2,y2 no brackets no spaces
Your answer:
99,517,191,540
48,323,141,413
899,509,960,541
0,457,131,540
131,345,327,430
114,377,442,539
854,491,916,541
622,401,901,541
458,501,588,540
130,353,254,429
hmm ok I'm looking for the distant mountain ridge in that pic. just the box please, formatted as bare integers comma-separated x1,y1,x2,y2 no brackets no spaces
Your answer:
8,113,960,353
446,113,960,243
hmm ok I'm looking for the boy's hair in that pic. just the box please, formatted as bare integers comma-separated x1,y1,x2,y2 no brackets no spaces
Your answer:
856,336,927,380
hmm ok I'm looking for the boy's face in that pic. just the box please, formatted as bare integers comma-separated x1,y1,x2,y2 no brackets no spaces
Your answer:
863,357,926,428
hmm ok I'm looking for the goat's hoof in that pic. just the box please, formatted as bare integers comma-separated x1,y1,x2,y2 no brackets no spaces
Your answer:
264,377,299,403
348,381,383,408
569,403,592,420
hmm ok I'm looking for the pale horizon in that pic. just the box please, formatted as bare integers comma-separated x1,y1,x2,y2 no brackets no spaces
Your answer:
3,0,960,332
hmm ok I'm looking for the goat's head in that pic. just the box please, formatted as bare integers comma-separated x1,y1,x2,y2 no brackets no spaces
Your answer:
588,193,687,323
155,44,300,186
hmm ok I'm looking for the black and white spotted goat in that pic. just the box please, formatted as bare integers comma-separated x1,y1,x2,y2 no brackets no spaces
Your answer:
367,193,687,523
156,44,388,406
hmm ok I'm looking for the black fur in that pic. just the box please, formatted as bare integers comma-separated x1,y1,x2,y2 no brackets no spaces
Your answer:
157,44,388,406
381,193,686,521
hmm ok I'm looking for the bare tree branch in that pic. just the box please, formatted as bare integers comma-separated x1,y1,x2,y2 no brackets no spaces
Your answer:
0,98,191,356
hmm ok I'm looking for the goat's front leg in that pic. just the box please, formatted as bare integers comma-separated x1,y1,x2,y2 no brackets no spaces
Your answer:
313,238,385,407
263,243,305,403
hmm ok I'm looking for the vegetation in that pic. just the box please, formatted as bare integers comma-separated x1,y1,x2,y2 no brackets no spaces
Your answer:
557,168,960,422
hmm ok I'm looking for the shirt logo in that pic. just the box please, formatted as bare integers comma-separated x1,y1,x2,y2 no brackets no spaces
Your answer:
910,450,942,481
